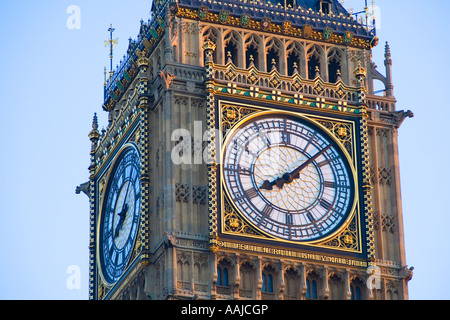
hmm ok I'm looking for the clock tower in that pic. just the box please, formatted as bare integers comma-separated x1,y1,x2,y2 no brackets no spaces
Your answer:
78,0,413,300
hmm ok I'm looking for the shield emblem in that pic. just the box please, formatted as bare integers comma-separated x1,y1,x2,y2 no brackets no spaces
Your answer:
240,14,250,27
261,18,271,31
219,10,230,24
198,6,208,20
282,21,292,34
168,2,179,15
323,27,333,40
303,25,313,38
344,31,353,45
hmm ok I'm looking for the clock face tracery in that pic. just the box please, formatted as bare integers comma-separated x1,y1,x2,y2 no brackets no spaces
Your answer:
99,145,141,285
222,112,356,242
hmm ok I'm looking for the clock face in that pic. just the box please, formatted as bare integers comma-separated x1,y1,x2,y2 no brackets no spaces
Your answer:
99,145,141,284
223,113,355,242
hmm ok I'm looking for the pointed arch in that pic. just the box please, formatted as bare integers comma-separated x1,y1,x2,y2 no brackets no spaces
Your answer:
244,33,263,70
265,37,283,73
286,41,305,76
202,26,221,65
327,47,344,83
224,30,243,67
306,44,325,79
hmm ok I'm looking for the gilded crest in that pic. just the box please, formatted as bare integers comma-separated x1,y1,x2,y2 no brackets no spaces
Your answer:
323,27,333,40
219,10,230,24
168,2,179,14
198,6,208,20
240,14,250,27
261,18,271,31
344,31,353,45
303,24,313,38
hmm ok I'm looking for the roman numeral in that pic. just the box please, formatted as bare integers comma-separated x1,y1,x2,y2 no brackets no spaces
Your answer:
261,204,273,217
245,188,258,200
258,205,274,226
225,166,252,176
320,199,333,211
234,187,258,202
286,214,293,225
307,212,316,223
324,181,336,188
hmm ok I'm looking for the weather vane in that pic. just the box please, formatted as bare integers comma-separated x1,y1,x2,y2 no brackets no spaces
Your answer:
105,24,119,77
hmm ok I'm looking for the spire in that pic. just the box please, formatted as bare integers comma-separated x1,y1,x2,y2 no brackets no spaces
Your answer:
384,41,392,66
384,42,394,97
92,112,98,130
89,113,101,148
105,24,119,77
315,65,320,79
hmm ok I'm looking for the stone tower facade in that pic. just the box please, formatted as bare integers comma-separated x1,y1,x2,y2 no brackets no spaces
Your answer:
79,0,413,301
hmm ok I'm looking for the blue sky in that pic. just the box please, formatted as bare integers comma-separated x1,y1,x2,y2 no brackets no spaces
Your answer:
0,0,448,300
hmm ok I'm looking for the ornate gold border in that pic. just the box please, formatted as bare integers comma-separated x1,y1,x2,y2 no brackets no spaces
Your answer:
175,6,374,49
95,143,143,294
218,103,363,254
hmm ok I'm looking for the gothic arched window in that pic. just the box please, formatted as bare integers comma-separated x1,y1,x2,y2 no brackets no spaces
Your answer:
217,266,229,286
306,279,318,299
245,34,263,70
307,45,323,79
286,42,303,76
328,49,343,83
224,31,242,67
262,273,274,293
265,38,282,72
350,277,365,300
202,27,220,64
306,270,320,300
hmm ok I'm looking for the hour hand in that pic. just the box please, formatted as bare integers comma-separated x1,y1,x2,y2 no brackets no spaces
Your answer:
260,173,295,191
260,145,332,191
260,180,274,191
114,204,128,238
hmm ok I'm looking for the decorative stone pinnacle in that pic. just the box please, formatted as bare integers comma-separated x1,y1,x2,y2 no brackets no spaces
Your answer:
202,38,216,52
354,60,367,79
293,62,298,74
249,55,255,67
384,41,392,66
226,51,232,63
336,69,342,81
92,113,98,130
89,113,101,145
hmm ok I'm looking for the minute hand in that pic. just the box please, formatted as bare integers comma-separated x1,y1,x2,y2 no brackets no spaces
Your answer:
261,144,332,191
286,144,332,181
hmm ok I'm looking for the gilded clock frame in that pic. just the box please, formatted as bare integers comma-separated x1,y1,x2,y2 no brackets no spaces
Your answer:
213,98,367,261
96,143,143,287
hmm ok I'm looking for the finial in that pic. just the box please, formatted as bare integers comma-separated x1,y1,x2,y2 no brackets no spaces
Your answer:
249,55,255,67
271,58,277,71
89,113,101,146
336,69,342,82
202,38,216,52
92,113,98,130
315,65,320,78
385,42,392,61
354,60,367,87
227,51,232,64
105,24,119,74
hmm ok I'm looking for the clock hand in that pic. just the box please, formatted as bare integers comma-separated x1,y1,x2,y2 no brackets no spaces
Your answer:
114,181,132,238
260,144,332,191
114,203,128,239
